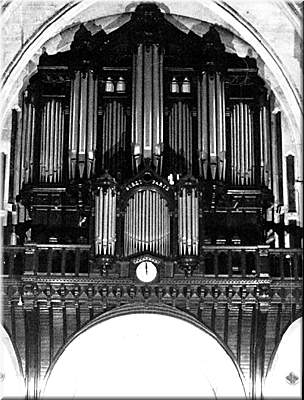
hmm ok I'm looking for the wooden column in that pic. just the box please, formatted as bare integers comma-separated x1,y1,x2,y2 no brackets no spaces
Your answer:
24,305,39,399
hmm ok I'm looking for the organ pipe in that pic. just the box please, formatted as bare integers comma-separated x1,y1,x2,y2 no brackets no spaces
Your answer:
101,100,127,171
40,99,64,183
198,72,226,180
124,189,170,256
230,102,254,185
132,44,163,172
178,188,199,256
95,186,117,256
20,95,35,185
168,101,193,174
259,105,271,188
69,70,97,180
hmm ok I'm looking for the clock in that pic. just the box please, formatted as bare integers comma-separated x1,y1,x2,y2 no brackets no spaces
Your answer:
136,261,157,283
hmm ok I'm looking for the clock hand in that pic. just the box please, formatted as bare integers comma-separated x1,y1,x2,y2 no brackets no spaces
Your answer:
145,262,148,275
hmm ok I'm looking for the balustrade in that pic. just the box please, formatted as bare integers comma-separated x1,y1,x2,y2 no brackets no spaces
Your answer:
2,245,302,279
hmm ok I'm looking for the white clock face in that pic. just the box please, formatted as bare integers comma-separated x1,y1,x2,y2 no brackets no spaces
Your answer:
136,261,157,283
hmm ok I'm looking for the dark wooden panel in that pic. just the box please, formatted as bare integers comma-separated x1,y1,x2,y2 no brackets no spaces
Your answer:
51,305,64,360
240,306,253,390
38,304,50,382
14,305,26,375
214,303,226,342
264,304,278,374
65,305,77,342
227,305,239,360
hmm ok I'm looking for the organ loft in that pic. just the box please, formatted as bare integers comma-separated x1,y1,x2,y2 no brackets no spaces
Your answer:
1,2,302,399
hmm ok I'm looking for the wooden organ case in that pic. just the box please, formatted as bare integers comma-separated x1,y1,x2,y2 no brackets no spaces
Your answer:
16,3,274,276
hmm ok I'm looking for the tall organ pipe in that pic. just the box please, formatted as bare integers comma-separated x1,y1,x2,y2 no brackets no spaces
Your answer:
101,101,127,172
124,189,170,256
39,99,64,183
20,96,35,185
132,44,163,171
259,104,271,188
69,70,97,180
178,188,199,256
168,101,193,174
95,187,116,256
197,72,226,180
230,102,255,185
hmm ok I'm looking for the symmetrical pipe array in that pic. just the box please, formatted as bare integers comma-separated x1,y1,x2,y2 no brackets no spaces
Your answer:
168,101,193,174
132,44,164,171
95,186,117,255
69,70,98,180
20,96,35,185
197,72,226,180
40,100,64,183
178,187,199,256
230,102,255,185
124,189,170,256
101,100,127,171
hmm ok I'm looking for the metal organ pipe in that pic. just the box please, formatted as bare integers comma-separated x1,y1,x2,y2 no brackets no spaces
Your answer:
178,188,199,256
69,70,97,180
198,72,226,181
39,99,64,183
124,189,170,256
95,187,116,256
131,44,163,171
260,105,271,188
230,102,255,185
101,100,127,172
168,101,193,174
20,96,35,185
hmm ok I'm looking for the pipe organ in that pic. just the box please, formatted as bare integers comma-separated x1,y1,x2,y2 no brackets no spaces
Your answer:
20,93,35,185
40,99,64,183
178,187,199,256
101,100,127,173
95,186,117,256
4,9,299,400
14,4,275,259
124,189,170,256
197,72,226,181
230,102,255,186
69,70,97,180
132,44,163,172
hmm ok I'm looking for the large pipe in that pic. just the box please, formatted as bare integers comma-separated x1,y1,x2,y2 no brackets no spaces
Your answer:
198,72,227,181
40,105,46,181
95,187,117,256
132,44,163,170
69,70,97,180
40,99,64,183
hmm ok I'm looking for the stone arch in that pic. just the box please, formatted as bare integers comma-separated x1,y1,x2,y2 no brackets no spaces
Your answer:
263,317,302,399
41,303,248,398
0,325,25,399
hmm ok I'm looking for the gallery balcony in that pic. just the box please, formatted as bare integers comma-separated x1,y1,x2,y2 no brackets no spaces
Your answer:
2,243,302,281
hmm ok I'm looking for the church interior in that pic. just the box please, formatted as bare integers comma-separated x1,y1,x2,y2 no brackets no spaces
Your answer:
0,0,302,398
